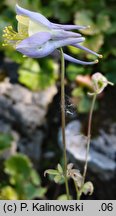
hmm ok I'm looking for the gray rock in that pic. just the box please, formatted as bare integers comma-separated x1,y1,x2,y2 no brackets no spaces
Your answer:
14,103,46,130
0,79,57,163
18,130,44,165
58,120,116,180
0,79,57,133
32,86,57,109
58,120,88,161
91,129,116,161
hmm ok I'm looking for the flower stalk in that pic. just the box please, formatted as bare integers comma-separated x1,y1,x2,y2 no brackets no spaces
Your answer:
60,48,70,200
83,93,97,182
73,180,80,200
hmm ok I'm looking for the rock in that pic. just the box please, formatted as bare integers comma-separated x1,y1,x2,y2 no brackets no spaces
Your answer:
58,120,116,180
0,79,57,163
58,120,88,161
0,78,57,133
32,86,57,109
90,129,116,180
6,84,32,104
18,130,44,165
91,129,116,161
14,103,46,130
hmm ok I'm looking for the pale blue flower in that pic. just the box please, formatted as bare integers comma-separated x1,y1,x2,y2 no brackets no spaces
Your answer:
3,4,102,65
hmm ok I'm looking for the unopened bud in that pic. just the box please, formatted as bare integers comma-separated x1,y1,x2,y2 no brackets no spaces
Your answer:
89,72,114,95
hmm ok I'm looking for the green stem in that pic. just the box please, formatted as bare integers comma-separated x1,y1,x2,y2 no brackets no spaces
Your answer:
60,48,70,200
73,180,80,200
83,94,97,183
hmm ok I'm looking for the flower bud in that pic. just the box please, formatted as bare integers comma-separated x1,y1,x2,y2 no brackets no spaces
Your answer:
88,72,114,95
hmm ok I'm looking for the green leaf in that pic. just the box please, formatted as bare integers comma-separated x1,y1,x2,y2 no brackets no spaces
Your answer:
101,60,116,83
57,194,72,200
78,96,98,113
96,13,111,33
78,96,91,113
0,133,12,151
18,58,58,91
107,23,116,35
54,175,62,183
0,186,18,200
54,7,71,23
5,0,41,11
72,87,84,98
36,187,47,198
30,170,41,186
18,58,41,91
83,34,104,56
24,183,47,199
4,154,32,179
22,183,36,199
57,164,63,174
66,64,85,81
68,45,81,55
74,10,97,35
5,49,25,64
44,169,59,176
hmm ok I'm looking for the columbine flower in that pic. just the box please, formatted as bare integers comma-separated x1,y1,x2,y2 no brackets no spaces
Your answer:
3,4,103,65
88,72,114,95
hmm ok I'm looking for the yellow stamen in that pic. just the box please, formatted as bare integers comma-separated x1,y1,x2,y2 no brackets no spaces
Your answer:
2,25,28,48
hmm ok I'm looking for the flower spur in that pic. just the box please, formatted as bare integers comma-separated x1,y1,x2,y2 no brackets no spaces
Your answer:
3,4,103,65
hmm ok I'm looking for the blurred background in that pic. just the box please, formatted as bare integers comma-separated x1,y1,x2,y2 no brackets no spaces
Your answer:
0,0,116,200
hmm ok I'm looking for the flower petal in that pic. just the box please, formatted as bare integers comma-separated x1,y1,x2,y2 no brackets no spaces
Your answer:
16,15,29,36
63,53,99,65
29,19,50,36
73,44,102,58
16,32,52,57
52,30,81,39
51,23,88,30
16,36,85,58
16,4,51,28
16,32,51,48
53,37,85,49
